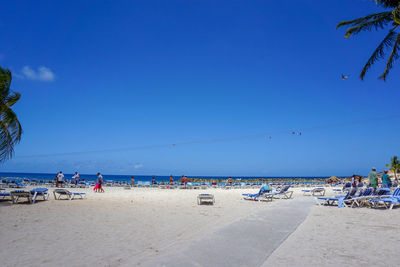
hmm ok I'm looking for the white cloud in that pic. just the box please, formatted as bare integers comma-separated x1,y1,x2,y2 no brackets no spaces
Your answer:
18,66,55,82
134,163,143,169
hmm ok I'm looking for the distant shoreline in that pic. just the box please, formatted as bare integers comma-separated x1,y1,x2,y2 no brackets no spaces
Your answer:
0,171,351,183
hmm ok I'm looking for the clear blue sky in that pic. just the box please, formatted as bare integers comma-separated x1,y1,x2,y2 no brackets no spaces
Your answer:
1,0,399,176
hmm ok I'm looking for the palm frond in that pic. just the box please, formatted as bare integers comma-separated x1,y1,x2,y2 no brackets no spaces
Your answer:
5,92,21,107
0,67,11,100
0,67,22,162
344,14,393,37
379,32,400,80
0,107,22,162
336,12,392,29
373,0,400,8
361,30,397,79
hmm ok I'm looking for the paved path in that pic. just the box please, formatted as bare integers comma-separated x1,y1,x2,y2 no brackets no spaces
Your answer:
142,198,314,267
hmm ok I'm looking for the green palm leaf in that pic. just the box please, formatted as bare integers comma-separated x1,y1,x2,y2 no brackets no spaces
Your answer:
0,67,23,162
343,14,393,38
379,32,400,80
373,0,400,8
361,30,397,79
336,11,392,30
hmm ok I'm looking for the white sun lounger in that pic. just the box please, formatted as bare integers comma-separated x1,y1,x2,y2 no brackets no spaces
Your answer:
10,188,49,204
53,189,86,200
197,194,215,205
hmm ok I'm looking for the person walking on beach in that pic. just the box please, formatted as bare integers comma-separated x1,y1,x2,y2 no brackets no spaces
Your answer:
152,177,157,185
131,176,135,187
73,172,80,186
96,173,104,193
169,175,174,184
368,168,378,193
57,171,64,188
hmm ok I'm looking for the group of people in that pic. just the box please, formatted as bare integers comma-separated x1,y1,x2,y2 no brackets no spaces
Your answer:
367,168,393,192
55,171,104,192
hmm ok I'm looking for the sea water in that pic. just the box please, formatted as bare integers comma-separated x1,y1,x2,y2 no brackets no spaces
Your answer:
0,172,333,184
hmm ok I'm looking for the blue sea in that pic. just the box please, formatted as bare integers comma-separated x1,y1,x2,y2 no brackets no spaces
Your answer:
0,172,333,184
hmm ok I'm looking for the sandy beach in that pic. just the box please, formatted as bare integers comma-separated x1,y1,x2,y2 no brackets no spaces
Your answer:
1,186,399,267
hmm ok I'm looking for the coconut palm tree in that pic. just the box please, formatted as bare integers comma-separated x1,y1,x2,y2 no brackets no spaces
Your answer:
336,0,400,81
386,156,400,183
0,67,22,162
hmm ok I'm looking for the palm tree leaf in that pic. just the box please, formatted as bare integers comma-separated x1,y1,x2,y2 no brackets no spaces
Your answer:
0,107,22,162
361,30,397,79
343,14,393,37
336,11,392,29
5,92,21,107
373,0,400,8
0,121,15,162
0,67,11,100
0,67,22,162
379,32,400,80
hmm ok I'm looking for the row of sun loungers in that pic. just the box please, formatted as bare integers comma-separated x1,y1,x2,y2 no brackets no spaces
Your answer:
0,188,86,204
242,185,293,202
316,187,400,209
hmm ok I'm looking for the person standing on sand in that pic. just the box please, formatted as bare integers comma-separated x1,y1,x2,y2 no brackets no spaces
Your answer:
73,172,80,185
57,171,64,188
54,174,59,187
97,173,104,193
382,170,391,188
131,176,135,187
368,168,378,193
351,175,357,188
169,175,173,184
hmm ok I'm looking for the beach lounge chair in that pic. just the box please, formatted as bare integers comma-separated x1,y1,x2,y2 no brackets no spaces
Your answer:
9,182,24,188
272,185,293,199
0,190,11,200
343,188,373,208
302,188,325,196
369,188,400,209
242,185,271,201
317,187,357,207
197,194,215,205
342,182,351,193
10,188,49,204
53,189,86,200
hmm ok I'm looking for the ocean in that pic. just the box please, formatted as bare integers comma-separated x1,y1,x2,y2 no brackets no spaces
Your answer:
0,172,333,183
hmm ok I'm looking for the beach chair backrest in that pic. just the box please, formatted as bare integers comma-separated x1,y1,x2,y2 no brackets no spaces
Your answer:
356,189,363,197
280,185,290,193
375,188,390,196
392,188,400,197
343,182,351,190
363,188,373,196
345,188,357,199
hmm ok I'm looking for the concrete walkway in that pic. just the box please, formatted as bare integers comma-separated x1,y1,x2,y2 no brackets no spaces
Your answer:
142,198,314,267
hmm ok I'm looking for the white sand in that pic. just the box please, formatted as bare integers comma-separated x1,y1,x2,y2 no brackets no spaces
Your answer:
264,197,400,267
0,186,281,266
2,186,399,267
